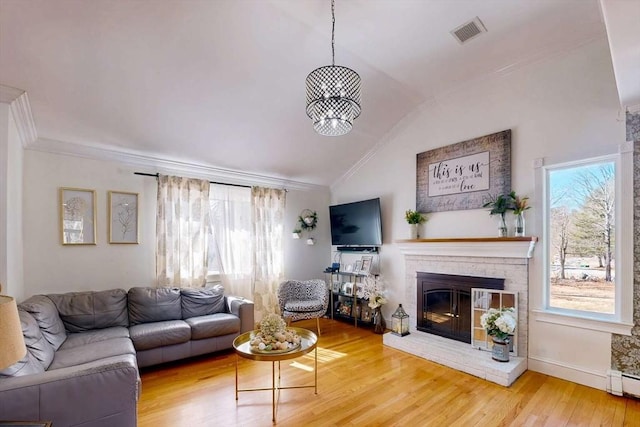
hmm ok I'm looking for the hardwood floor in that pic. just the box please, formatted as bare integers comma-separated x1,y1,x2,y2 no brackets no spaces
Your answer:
138,319,640,426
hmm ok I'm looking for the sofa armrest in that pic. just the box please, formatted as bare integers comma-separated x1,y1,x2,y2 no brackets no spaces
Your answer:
0,355,139,427
227,296,255,333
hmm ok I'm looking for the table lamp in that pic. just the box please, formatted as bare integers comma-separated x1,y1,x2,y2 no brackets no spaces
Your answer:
0,294,27,369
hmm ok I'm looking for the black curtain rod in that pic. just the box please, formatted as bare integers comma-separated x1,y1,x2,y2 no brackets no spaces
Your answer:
134,172,252,189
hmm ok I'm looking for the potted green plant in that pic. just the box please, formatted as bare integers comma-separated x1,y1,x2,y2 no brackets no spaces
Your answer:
405,209,426,239
508,191,530,237
482,194,509,237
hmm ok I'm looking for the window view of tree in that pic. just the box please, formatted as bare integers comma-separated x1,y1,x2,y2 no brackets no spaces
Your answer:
548,161,615,314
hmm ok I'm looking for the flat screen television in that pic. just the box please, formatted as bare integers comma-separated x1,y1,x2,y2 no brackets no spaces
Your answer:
329,198,382,246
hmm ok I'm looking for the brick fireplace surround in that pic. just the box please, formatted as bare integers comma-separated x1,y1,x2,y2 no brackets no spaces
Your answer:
383,237,536,386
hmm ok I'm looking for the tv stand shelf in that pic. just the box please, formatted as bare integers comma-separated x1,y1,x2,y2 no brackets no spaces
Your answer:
325,271,374,328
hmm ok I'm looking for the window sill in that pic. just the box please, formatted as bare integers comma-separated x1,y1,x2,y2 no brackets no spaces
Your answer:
532,309,633,336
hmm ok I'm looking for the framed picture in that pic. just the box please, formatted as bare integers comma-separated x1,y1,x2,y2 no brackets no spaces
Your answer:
360,255,373,274
361,305,372,322
343,283,353,295
354,260,362,273
356,284,364,298
339,301,352,316
332,281,341,293
416,129,511,213
60,187,97,245
108,191,139,244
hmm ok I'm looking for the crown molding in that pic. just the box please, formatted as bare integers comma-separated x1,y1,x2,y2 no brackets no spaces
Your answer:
27,138,326,192
0,85,38,147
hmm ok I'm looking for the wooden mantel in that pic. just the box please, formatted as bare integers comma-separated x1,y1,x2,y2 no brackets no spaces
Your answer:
396,236,538,259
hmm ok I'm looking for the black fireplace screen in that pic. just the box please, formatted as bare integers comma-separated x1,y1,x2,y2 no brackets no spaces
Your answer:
417,272,504,344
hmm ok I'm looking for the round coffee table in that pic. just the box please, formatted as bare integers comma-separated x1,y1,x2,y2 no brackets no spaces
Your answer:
233,327,318,423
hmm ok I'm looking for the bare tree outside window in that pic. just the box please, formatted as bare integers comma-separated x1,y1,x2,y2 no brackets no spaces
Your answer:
548,161,615,314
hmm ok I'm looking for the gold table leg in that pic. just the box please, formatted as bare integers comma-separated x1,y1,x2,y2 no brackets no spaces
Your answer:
235,355,239,400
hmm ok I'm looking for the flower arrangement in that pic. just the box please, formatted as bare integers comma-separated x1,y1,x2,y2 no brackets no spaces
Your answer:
508,191,530,215
480,307,516,341
362,275,387,309
405,209,426,225
250,313,301,352
483,192,531,215
482,194,510,216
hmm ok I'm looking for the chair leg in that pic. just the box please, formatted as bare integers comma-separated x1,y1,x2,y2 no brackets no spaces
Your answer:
316,317,321,336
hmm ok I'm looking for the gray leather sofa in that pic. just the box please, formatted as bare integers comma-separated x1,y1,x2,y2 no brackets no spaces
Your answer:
0,286,254,427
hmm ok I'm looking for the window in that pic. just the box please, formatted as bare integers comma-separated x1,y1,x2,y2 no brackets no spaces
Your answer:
544,157,618,318
207,185,252,277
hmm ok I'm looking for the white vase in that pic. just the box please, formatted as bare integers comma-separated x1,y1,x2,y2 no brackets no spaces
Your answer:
409,224,419,239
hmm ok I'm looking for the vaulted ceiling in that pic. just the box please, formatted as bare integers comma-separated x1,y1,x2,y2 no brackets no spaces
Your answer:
1,0,636,187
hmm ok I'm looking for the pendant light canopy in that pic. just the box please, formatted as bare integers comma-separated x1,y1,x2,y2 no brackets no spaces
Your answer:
305,0,361,137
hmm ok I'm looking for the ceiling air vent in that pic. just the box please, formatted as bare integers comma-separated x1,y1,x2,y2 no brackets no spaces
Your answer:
451,17,487,44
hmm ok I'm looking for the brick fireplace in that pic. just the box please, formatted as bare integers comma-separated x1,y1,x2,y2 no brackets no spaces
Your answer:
384,237,536,386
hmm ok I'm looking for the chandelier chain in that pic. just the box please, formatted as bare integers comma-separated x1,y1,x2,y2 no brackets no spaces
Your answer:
331,0,335,66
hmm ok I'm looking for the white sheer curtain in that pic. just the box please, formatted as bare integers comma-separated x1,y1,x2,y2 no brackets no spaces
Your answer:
156,174,210,288
251,186,286,321
209,184,253,299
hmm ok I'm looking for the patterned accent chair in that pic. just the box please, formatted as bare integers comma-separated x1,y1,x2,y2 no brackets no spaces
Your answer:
277,279,329,336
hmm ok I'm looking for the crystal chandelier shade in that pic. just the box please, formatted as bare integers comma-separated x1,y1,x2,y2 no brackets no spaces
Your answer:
305,0,361,137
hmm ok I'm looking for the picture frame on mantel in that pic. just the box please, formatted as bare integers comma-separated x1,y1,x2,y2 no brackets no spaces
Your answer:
416,129,511,213
108,191,139,244
60,187,97,245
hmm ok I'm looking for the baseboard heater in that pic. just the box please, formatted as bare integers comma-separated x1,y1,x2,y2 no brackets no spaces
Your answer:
607,370,640,398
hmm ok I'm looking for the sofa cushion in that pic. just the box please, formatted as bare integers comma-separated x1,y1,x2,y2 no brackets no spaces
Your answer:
19,308,55,370
284,300,325,312
128,287,182,325
48,289,129,332
185,313,241,340
60,326,130,350
129,320,191,351
181,286,226,319
0,309,54,378
49,337,136,370
0,349,45,378
19,295,67,350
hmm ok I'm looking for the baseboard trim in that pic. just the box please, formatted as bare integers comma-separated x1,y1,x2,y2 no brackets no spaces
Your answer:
528,356,607,391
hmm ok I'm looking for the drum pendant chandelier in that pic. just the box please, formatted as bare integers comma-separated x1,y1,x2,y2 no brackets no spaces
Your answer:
305,0,361,137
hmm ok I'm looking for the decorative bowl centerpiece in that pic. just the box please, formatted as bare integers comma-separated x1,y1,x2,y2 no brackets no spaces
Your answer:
250,313,301,353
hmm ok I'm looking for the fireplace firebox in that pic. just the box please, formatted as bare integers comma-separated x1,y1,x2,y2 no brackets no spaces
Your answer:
417,272,504,343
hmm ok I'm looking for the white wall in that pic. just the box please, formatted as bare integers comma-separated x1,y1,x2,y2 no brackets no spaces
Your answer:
283,188,331,281
22,150,331,297
23,151,157,296
331,38,626,390
0,103,25,300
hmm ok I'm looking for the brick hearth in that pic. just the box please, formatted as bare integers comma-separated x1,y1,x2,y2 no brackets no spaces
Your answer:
385,238,535,386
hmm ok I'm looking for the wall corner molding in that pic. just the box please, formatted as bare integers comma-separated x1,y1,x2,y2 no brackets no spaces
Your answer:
0,85,37,147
